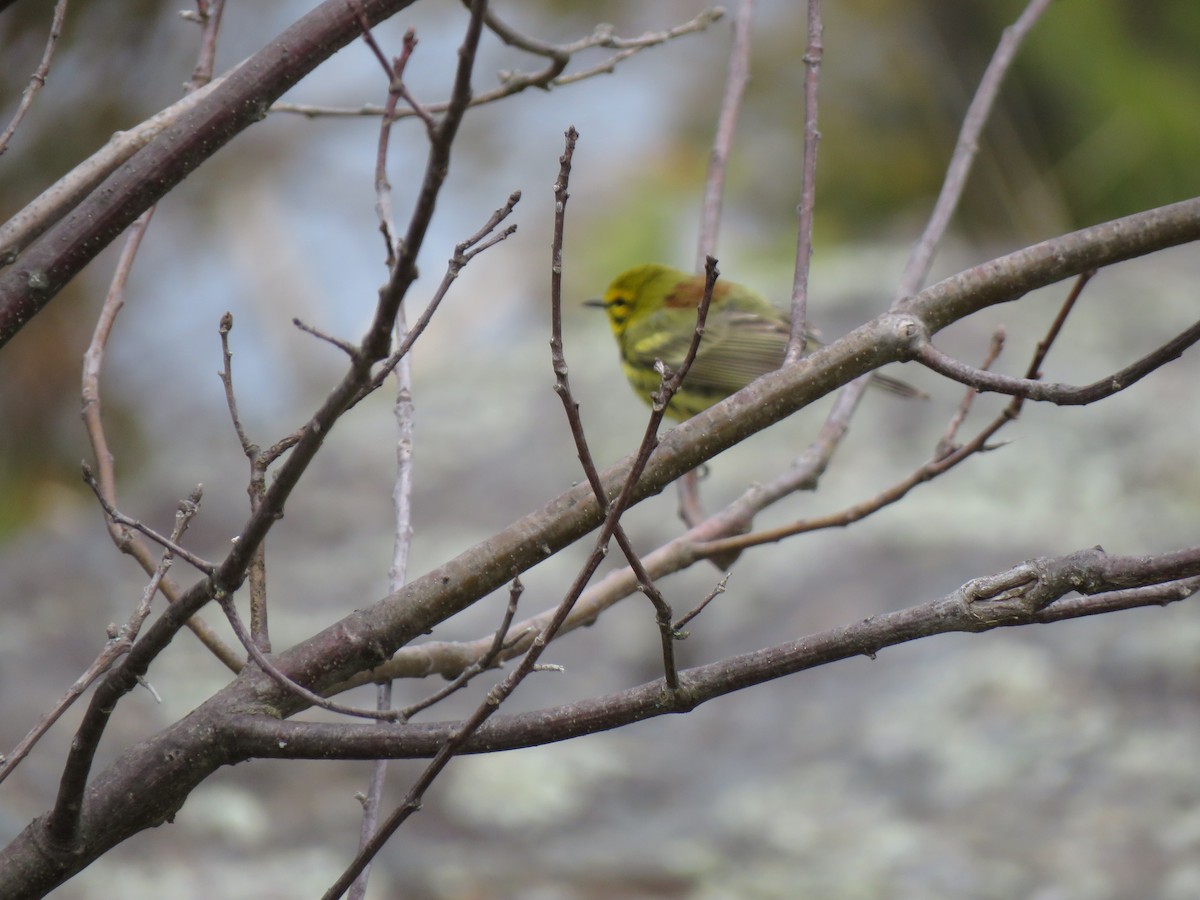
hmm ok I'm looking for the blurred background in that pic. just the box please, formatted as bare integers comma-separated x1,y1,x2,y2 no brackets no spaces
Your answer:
1,1,1199,897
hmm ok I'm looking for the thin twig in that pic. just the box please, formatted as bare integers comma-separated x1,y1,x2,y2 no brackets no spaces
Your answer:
186,0,227,91
349,17,421,893
1029,271,1094,376
82,466,216,574
217,314,271,651
917,316,1200,405
292,317,359,356
399,575,525,721
217,313,253,453
362,193,520,396
894,0,1055,300
695,0,753,267
784,0,821,364
680,0,753,532
547,128,680,687
0,0,69,157
936,327,1005,459
0,488,200,785
216,596,405,721
673,573,730,633
273,9,724,123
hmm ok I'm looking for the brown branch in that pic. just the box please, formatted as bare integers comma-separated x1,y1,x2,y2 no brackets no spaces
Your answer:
0,0,428,349
186,0,227,91
935,326,1005,458
784,0,820,363
397,575,525,721
0,488,200,786
271,9,725,123
698,270,1093,556
916,317,1200,405
327,201,1200,696
673,573,730,633
291,317,360,356
0,0,69,157
232,546,1200,762
894,0,1055,300
82,466,215,574
547,127,681,688
216,596,405,722
362,191,520,398
695,0,753,267
217,315,272,651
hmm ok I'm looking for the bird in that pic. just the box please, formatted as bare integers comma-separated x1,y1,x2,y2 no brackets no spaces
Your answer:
588,263,923,420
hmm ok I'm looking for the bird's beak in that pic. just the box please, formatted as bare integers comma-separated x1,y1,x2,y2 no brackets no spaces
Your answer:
583,298,606,308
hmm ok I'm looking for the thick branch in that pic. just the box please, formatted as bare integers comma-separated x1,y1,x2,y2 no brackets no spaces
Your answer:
230,546,1200,760
0,0,421,349
900,197,1200,332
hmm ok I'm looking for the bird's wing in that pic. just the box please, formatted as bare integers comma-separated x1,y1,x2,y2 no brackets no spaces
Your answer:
625,307,789,395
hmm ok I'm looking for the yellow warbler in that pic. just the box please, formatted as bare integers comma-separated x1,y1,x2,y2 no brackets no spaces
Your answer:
588,263,921,420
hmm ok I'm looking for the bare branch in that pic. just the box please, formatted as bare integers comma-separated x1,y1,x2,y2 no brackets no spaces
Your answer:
271,9,725,122
217,314,273,651
0,0,437,348
364,192,520,394
784,0,820,364
916,317,1200,405
398,575,525,721
935,326,1005,459
215,596,405,722
217,313,254,454
82,467,215,574
186,0,227,91
233,546,1200,762
292,317,359,356
895,0,1055,299
695,0,753,268
0,0,69,158
0,488,199,786
547,127,681,687
673,573,730,634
